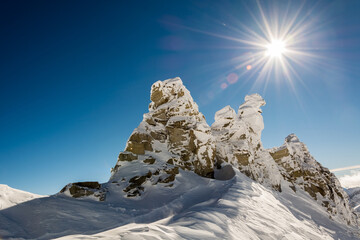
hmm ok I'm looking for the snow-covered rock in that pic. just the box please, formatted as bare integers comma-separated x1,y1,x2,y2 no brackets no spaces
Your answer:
0,184,43,210
108,77,215,197
269,134,357,225
211,95,282,191
59,182,106,201
56,77,358,228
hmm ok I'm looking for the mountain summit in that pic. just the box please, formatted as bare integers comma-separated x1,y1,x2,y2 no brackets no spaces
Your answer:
60,77,357,227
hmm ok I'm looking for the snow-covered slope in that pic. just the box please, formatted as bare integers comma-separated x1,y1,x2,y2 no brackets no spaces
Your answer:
0,171,359,239
0,184,43,210
346,187,360,212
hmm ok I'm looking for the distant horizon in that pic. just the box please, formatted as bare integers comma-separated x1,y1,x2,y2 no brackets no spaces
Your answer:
1,0,360,195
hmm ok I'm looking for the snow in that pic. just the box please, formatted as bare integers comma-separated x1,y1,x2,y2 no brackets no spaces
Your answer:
214,105,236,123
345,187,360,212
0,184,43,210
237,93,265,138
1,170,358,239
214,164,235,180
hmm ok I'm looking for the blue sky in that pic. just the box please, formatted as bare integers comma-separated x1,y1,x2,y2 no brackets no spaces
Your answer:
1,0,360,195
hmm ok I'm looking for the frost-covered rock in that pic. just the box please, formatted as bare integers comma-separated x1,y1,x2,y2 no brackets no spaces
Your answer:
110,77,215,197
269,134,357,225
211,95,282,191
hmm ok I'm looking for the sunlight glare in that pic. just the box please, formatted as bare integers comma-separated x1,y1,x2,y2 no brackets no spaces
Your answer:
266,39,286,58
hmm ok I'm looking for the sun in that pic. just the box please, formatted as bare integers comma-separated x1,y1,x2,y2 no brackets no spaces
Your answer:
265,39,286,58
180,1,322,98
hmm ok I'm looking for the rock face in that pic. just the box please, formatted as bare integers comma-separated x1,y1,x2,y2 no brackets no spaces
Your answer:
59,77,357,226
269,134,357,225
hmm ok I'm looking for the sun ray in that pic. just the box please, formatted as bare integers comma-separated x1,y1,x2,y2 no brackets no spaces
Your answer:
256,0,274,41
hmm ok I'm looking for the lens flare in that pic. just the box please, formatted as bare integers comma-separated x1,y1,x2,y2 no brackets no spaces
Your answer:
227,73,238,84
221,82,228,89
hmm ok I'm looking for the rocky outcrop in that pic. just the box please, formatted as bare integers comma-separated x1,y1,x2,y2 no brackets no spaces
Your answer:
269,134,357,225
58,77,357,226
110,77,215,197
211,95,282,191
60,182,106,201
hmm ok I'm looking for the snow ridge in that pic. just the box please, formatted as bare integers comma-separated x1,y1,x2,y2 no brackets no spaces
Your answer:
0,184,43,210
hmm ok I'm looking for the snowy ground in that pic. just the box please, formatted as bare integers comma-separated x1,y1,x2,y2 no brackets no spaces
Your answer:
0,184,44,210
0,170,359,239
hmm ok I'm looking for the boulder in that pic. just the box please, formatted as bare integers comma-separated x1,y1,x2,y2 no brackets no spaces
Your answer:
60,182,106,201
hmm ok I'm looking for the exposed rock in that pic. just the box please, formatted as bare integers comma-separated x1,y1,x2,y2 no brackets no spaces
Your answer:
143,157,156,164
126,132,153,155
60,182,106,201
118,152,138,162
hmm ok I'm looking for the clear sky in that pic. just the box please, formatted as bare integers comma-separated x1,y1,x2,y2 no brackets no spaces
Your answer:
1,0,360,195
